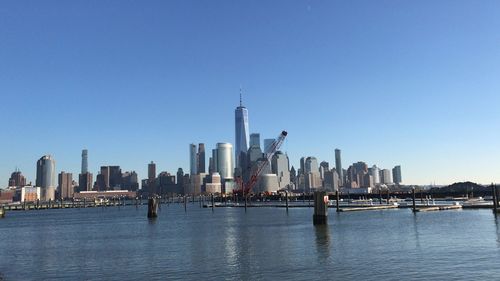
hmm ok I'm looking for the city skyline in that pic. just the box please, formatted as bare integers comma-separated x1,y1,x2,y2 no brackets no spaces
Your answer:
2,1,500,185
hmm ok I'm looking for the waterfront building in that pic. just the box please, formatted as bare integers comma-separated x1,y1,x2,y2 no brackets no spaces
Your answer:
190,144,198,175
335,149,343,186
58,171,73,200
36,155,56,201
8,169,26,187
81,149,88,174
157,172,177,195
380,169,393,184
122,171,139,191
370,165,380,185
235,95,250,173
259,174,279,193
205,173,222,194
190,173,206,195
393,165,402,184
78,172,93,192
271,151,291,190
21,186,41,202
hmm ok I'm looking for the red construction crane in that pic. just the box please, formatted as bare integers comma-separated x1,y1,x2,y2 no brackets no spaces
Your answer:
236,130,288,195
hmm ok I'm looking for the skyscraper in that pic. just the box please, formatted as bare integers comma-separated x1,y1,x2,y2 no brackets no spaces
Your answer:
81,149,88,174
8,170,26,187
216,143,233,180
235,95,250,172
36,155,56,201
190,144,197,175
393,165,402,184
264,139,275,155
250,133,261,148
335,149,343,186
148,161,156,182
58,171,73,200
371,165,380,185
78,172,93,192
148,161,156,193
198,143,206,174
271,151,291,190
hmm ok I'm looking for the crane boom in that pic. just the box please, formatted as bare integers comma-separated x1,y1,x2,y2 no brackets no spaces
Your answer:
237,130,288,194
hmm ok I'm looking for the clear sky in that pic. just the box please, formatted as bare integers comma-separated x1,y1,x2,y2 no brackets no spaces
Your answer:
1,0,499,186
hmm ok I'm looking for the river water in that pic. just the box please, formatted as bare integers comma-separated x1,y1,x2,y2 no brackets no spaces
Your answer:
1,205,499,280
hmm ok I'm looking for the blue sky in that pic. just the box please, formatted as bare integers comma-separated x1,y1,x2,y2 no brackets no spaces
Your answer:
1,0,499,186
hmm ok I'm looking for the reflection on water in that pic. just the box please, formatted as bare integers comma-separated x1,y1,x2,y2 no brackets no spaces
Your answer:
314,224,331,264
494,212,500,245
1,207,500,280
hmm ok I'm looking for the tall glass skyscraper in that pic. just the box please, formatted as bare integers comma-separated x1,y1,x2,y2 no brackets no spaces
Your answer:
81,149,88,174
335,149,343,186
216,143,234,180
189,144,198,175
235,96,249,172
36,155,56,201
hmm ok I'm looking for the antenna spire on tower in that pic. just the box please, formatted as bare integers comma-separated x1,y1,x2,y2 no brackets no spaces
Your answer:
239,87,243,107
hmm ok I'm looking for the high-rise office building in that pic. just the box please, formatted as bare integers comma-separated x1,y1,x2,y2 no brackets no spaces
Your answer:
235,96,250,172
320,161,330,171
198,143,206,174
81,149,88,174
305,157,321,190
148,161,156,182
8,169,26,187
36,155,56,201
79,172,93,192
271,151,291,190
176,168,185,194
58,171,73,200
335,149,343,186
371,165,380,185
380,169,393,184
216,143,233,180
148,161,157,193
250,133,261,148
264,139,275,155
96,166,122,190
189,144,197,175
122,171,139,191
393,165,402,184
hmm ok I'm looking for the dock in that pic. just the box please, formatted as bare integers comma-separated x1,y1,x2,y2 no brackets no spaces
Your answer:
339,205,399,212
415,205,463,212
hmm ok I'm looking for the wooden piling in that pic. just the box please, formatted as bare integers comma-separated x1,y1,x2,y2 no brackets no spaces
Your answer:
492,184,498,212
244,194,248,212
184,196,187,213
313,191,328,225
412,187,416,213
336,190,340,212
285,191,289,213
147,197,158,218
